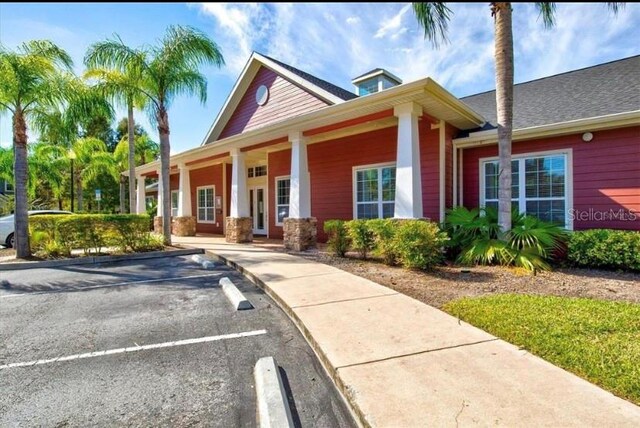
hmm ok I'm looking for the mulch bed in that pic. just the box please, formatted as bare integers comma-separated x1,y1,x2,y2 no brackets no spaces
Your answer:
258,241,640,308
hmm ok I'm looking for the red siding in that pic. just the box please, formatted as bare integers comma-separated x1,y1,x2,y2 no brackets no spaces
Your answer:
444,123,457,211
219,66,329,139
189,164,225,234
462,126,640,230
267,149,291,239
420,123,440,221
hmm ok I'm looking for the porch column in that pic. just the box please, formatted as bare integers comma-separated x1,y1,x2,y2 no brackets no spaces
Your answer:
174,163,195,236
154,170,163,233
393,102,423,218
284,131,317,251
225,148,252,243
136,175,146,214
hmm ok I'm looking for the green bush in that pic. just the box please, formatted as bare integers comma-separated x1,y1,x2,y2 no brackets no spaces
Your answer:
346,219,375,259
368,218,398,265
393,220,447,270
323,219,350,257
567,229,640,271
29,214,159,258
443,206,567,273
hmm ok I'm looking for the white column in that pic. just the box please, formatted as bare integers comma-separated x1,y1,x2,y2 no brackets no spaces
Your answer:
288,131,311,218
177,163,192,217
136,175,146,214
393,102,423,218
156,171,163,217
230,148,249,217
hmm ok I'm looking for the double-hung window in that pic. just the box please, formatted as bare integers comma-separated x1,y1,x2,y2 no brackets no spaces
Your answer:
275,176,290,225
481,152,569,227
171,190,179,217
354,164,396,219
197,186,215,223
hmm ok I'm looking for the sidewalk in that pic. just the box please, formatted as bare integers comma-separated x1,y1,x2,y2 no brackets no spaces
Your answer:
175,236,640,427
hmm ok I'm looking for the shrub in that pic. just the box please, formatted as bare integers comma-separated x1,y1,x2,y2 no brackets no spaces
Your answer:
393,220,447,270
368,218,398,265
567,229,640,271
323,220,350,257
346,219,375,259
443,206,567,273
29,214,156,258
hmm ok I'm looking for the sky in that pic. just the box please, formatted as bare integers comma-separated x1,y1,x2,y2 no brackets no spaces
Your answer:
1,2,639,153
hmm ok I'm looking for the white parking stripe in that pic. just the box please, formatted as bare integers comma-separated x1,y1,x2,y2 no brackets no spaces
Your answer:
0,329,267,370
0,273,223,299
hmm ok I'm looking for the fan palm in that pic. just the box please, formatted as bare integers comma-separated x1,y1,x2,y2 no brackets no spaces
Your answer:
70,137,118,211
412,2,624,236
82,25,225,244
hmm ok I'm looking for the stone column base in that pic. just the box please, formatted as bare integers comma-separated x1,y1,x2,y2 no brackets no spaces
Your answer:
172,216,196,236
284,217,317,251
153,216,163,234
225,217,253,243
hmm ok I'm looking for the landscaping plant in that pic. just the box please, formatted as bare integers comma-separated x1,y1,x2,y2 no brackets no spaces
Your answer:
567,229,640,271
368,218,399,265
346,219,375,259
323,219,350,257
393,220,447,270
443,206,567,272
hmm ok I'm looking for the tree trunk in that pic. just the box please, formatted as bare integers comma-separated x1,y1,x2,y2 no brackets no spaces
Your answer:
493,2,514,236
13,109,30,258
58,197,63,211
157,107,172,245
127,102,136,213
120,176,126,214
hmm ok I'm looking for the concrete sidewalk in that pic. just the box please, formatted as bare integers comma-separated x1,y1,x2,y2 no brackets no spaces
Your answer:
175,236,640,427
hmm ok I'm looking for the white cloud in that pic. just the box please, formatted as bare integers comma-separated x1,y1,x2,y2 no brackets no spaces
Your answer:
346,16,360,25
374,4,411,39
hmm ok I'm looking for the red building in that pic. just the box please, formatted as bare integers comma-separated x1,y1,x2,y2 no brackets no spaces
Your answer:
133,53,640,249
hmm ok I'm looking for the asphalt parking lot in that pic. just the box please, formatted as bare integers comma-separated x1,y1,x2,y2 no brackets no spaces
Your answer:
0,255,355,427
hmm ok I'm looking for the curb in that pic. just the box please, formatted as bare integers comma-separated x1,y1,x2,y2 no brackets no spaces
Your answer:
0,248,204,271
203,250,366,428
254,356,294,428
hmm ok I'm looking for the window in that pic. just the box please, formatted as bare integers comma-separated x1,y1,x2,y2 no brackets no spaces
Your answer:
197,186,215,223
171,190,179,217
248,167,254,178
481,152,569,226
4,181,13,193
354,164,396,219
275,176,290,225
145,196,155,209
358,79,379,96
254,165,267,177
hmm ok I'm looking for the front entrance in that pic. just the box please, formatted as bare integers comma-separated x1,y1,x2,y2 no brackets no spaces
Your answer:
249,186,267,235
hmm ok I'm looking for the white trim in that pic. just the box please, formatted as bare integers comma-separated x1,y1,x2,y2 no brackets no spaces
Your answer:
222,162,227,234
459,149,464,206
478,148,573,230
274,175,291,226
454,110,640,148
196,185,216,224
453,147,458,207
170,190,179,217
438,120,446,222
352,69,402,85
352,162,396,220
249,185,268,235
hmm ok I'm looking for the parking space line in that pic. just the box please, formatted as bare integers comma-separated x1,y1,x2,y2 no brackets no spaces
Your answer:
0,273,223,299
0,329,267,370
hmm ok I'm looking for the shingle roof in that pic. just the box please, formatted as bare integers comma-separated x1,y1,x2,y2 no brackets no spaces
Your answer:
263,55,358,101
461,55,640,130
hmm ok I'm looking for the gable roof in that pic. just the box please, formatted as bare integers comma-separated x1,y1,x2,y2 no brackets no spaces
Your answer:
263,55,357,101
461,55,640,130
202,52,355,145
352,68,402,85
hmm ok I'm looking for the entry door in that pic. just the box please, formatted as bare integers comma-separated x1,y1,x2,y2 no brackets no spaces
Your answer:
249,186,267,235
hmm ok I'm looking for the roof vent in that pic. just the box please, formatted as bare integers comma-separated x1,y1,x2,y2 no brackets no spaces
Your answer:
351,68,402,96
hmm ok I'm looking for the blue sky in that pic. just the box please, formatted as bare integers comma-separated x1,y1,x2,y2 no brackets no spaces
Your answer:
1,3,639,153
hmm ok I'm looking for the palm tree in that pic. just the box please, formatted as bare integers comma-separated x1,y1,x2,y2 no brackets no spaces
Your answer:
83,63,147,214
113,134,159,212
82,26,225,244
70,137,118,211
0,40,73,257
412,2,623,235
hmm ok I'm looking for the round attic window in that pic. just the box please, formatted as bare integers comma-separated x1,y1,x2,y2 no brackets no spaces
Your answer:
256,85,269,106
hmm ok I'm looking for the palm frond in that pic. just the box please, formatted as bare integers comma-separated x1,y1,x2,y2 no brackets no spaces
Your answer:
20,40,73,70
534,3,557,29
158,25,225,70
412,2,453,48
606,2,625,14
165,69,208,105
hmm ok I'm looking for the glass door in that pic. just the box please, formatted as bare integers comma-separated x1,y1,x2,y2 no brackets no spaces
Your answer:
250,186,266,235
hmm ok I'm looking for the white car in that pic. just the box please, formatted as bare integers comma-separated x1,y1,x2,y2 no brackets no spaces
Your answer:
0,210,73,248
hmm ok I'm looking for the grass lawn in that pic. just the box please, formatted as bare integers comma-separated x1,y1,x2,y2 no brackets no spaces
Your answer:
444,294,640,405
